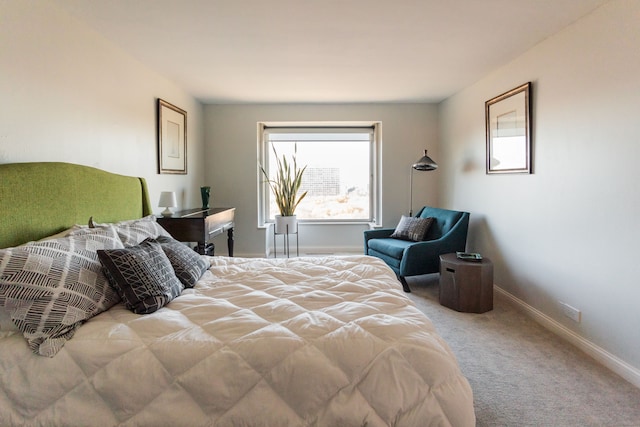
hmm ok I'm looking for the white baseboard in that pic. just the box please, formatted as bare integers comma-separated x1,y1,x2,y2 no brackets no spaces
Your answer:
263,246,363,258
495,286,640,389
231,248,363,258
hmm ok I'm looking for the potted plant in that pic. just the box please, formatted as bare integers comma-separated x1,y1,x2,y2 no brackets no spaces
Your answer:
260,144,308,234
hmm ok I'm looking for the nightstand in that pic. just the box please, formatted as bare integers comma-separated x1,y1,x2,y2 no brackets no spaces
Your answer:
439,253,493,313
157,207,235,256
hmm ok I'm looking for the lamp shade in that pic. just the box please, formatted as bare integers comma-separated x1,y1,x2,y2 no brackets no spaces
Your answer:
412,149,438,171
158,191,177,216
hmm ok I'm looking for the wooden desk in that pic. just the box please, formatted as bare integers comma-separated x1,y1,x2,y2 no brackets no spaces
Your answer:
157,208,235,256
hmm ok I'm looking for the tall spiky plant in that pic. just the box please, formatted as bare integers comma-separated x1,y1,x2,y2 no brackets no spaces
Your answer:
260,144,308,216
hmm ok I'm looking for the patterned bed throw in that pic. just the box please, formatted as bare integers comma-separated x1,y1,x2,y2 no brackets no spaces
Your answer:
0,255,475,426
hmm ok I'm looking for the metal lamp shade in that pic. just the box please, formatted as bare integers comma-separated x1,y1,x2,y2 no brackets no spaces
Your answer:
412,149,438,171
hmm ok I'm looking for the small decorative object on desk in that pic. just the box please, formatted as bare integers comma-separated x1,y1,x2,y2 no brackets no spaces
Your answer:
456,252,483,262
200,186,211,209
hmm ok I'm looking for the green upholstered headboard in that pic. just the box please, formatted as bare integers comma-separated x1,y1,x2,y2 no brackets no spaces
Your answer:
0,162,153,248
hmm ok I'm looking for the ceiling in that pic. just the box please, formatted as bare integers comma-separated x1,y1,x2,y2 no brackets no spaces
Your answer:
55,0,608,104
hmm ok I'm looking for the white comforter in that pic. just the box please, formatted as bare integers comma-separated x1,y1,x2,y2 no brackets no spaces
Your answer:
0,255,474,426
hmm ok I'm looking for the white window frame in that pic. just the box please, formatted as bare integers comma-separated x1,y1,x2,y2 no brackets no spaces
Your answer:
257,121,382,227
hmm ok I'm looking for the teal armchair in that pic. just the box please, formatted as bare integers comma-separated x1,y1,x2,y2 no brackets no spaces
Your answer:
364,206,470,292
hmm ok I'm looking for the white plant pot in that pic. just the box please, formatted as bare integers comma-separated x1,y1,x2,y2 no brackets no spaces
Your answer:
275,215,297,234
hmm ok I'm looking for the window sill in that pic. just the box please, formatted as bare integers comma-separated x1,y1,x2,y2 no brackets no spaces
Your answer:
259,221,376,229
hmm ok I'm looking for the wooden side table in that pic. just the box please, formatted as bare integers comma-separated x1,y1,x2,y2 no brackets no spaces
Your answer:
439,253,493,313
157,208,235,256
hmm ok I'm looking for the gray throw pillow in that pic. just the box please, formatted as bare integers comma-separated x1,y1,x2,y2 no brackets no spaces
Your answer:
155,236,210,288
390,215,434,242
97,239,183,314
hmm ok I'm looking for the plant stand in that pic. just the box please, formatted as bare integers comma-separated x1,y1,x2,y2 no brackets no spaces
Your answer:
274,223,299,258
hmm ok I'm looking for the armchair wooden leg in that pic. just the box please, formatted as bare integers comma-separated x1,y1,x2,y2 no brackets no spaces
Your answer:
399,276,411,293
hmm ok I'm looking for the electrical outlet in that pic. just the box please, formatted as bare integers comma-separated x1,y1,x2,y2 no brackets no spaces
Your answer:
559,302,581,323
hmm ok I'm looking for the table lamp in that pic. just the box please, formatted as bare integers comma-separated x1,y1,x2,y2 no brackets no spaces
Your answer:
158,191,177,216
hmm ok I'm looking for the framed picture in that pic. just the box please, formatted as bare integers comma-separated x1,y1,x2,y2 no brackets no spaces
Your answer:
485,82,531,174
157,99,187,174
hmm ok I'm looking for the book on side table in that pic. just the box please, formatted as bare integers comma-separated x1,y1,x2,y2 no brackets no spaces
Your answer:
456,252,483,262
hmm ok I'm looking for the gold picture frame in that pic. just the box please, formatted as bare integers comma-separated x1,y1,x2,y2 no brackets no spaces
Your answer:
158,99,187,174
485,82,532,174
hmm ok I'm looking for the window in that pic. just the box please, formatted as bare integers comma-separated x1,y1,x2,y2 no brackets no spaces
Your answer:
258,122,381,225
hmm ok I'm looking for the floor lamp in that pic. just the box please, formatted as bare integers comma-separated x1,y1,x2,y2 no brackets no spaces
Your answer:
409,149,438,216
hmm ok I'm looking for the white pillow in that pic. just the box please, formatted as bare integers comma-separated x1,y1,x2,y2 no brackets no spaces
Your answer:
83,215,171,247
36,225,86,242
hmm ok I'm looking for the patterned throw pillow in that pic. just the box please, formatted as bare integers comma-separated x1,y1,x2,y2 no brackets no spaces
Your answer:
0,226,124,356
390,215,435,242
97,239,183,314
155,236,210,288
83,215,171,247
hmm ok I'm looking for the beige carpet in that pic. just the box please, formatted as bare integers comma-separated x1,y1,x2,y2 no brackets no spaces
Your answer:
405,274,640,427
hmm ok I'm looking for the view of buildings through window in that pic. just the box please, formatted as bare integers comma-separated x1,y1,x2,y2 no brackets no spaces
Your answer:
265,132,372,221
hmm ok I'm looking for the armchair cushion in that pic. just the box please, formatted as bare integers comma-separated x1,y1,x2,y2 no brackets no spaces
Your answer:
367,237,413,260
390,215,434,241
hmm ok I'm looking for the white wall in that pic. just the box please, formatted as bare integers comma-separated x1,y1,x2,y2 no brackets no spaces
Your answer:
204,103,440,256
0,1,204,212
439,0,640,382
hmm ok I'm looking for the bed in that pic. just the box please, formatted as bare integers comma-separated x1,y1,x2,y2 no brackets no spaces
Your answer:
0,162,475,426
